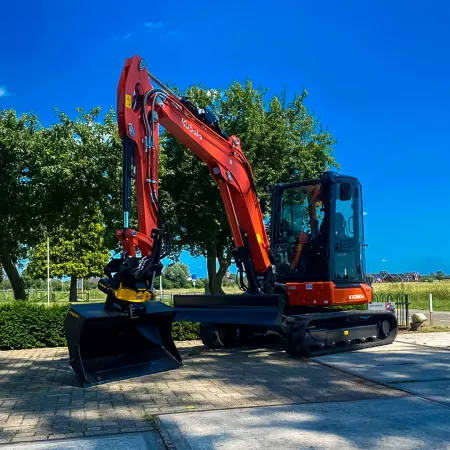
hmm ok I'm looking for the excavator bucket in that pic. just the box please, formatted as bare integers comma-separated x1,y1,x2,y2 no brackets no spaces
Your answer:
64,302,181,387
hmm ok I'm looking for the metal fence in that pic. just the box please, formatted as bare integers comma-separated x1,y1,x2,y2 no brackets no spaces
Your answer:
373,293,410,328
156,291,203,304
0,289,104,303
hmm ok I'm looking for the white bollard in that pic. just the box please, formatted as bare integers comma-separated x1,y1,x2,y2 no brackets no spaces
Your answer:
429,293,433,325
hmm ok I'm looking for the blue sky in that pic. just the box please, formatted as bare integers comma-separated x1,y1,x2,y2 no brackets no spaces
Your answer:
1,0,449,275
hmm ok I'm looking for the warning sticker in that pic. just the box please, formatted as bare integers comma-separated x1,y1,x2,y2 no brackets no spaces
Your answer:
125,94,132,109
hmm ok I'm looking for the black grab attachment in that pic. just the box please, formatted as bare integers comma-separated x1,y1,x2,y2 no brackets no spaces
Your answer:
65,302,181,387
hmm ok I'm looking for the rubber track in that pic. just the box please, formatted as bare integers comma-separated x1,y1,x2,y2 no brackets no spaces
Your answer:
281,311,398,358
302,331,398,358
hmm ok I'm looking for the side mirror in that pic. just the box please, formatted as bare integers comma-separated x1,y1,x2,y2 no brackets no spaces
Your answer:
260,197,267,214
339,182,352,201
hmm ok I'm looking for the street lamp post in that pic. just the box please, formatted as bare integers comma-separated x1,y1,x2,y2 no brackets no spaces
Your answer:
47,237,50,305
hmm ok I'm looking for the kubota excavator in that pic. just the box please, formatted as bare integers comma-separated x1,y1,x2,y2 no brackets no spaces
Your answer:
65,55,398,387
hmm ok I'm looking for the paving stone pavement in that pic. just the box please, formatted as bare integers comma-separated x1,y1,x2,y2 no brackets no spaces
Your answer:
0,341,404,445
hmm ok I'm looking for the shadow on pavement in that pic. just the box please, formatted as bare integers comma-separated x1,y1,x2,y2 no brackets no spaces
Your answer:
159,397,450,449
0,340,403,444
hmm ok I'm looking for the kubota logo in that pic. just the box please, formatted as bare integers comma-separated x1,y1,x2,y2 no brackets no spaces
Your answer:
349,294,365,300
182,118,202,140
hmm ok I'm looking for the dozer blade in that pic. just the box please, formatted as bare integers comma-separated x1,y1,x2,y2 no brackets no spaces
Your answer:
64,302,182,387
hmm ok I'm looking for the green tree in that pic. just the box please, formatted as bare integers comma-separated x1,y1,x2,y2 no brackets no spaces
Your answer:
161,81,337,293
430,271,436,279
0,106,122,300
26,219,110,302
0,110,43,299
436,270,445,281
35,107,121,301
164,263,190,289
36,107,122,250
154,275,173,290
82,278,100,291
192,278,204,289
21,271,46,290
0,278,12,290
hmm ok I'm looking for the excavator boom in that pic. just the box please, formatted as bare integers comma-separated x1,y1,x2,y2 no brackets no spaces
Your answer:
115,56,272,292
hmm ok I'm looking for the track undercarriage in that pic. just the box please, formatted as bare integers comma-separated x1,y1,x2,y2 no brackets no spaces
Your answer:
197,309,398,357
280,310,398,357
65,293,398,387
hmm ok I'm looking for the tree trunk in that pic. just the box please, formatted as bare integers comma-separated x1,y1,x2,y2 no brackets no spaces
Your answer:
206,244,233,295
69,275,78,302
0,253,26,300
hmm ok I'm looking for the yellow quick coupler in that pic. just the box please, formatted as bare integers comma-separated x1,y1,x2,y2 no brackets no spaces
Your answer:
114,283,153,302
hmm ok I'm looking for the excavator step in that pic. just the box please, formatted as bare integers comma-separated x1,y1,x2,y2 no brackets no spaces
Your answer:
280,310,398,358
64,302,181,387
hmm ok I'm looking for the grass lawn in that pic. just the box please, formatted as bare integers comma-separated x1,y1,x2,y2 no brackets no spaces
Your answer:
1,281,449,311
373,281,450,311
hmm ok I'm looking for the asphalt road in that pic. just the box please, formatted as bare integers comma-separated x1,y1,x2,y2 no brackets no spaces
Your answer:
1,433,164,450
5,333,450,449
159,333,450,449
410,309,450,326
160,397,449,449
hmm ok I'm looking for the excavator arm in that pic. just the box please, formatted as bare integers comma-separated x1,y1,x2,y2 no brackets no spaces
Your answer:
101,55,274,306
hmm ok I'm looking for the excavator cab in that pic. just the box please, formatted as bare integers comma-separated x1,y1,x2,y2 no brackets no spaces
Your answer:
270,172,367,291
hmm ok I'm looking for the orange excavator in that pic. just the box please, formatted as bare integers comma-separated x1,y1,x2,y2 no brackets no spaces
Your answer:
65,55,397,387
